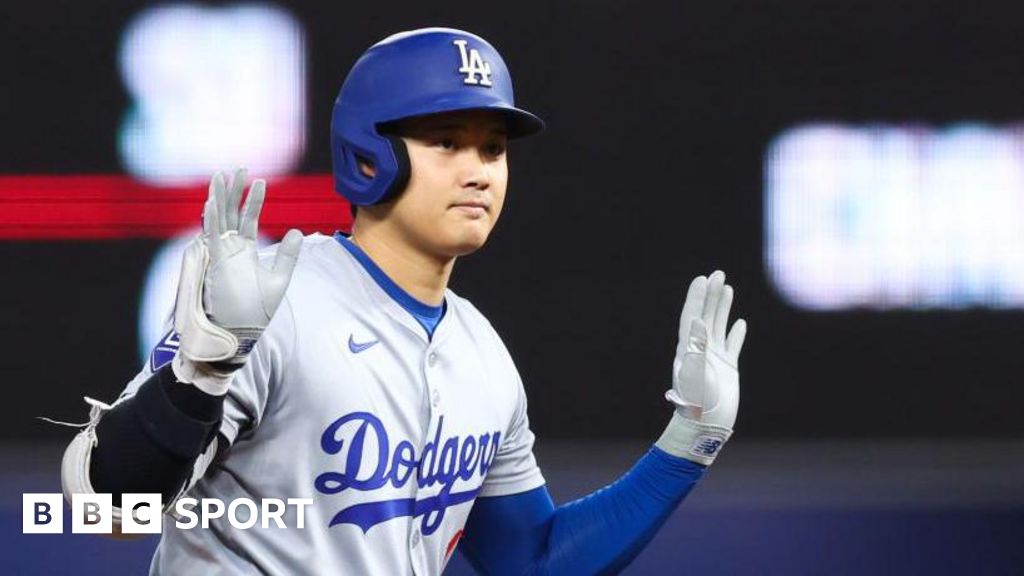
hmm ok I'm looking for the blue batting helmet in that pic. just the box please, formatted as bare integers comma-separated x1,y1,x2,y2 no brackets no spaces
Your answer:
331,28,545,206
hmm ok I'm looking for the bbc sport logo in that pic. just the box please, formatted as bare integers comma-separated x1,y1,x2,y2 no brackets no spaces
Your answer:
23,493,313,534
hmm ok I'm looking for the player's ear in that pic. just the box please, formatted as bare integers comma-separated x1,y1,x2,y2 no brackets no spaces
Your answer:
357,158,377,178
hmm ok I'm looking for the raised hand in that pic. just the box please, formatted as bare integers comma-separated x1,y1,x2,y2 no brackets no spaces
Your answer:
657,270,747,465
172,170,303,394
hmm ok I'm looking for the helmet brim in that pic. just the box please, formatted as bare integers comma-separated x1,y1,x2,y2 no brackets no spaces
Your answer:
377,103,545,140
500,106,546,139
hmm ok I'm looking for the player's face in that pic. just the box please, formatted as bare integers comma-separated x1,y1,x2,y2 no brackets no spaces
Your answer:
386,110,509,258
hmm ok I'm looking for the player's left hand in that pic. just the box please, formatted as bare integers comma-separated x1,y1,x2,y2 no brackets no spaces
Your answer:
667,270,747,429
656,270,747,465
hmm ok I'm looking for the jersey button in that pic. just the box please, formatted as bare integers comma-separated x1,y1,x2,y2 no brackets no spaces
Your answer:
411,528,421,548
427,352,438,367
431,389,440,407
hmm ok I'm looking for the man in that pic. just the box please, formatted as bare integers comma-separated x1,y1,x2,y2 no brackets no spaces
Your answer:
62,28,746,575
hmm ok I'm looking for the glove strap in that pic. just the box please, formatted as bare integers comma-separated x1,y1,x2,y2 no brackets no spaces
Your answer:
172,355,234,397
655,411,732,466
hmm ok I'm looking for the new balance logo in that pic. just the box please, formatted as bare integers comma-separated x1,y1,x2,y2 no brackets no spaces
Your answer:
348,335,380,354
453,39,492,87
691,435,724,457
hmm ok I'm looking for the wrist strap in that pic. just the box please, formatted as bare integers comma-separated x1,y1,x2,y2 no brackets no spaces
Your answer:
654,411,732,466
172,354,234,396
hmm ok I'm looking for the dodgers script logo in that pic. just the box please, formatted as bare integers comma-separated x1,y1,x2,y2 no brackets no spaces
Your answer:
315,412,501,535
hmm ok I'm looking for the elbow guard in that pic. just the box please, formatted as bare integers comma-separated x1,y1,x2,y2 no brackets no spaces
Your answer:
60,398,126,527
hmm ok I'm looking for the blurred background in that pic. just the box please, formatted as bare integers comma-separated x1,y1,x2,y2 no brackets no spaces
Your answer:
4,0,1024,574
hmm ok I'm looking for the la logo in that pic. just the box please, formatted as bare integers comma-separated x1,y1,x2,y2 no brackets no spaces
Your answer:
453,40,492,87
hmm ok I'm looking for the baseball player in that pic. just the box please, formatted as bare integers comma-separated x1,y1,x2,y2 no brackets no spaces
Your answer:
61,28,747,575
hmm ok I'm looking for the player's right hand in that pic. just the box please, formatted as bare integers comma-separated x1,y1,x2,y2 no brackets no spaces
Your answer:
172,169,303,395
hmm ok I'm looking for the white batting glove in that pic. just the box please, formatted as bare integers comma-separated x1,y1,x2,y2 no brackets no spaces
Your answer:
655,270,747,465
172,169,303,395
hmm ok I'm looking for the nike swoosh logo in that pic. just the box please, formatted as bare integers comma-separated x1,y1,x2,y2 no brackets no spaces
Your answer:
348,335,380,354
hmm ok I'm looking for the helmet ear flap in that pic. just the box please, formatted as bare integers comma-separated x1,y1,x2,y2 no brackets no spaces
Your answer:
376,134,411,205
333,134,411,207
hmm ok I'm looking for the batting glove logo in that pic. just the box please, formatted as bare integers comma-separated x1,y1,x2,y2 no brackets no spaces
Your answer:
691,435,724,457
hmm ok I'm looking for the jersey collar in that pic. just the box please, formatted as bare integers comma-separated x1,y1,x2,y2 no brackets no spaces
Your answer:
333,233,447,339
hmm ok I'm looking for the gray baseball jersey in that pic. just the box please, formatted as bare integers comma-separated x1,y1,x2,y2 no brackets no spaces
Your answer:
118,233,545,575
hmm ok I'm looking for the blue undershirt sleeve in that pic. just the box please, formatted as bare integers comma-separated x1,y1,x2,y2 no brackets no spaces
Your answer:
459,446,707,575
